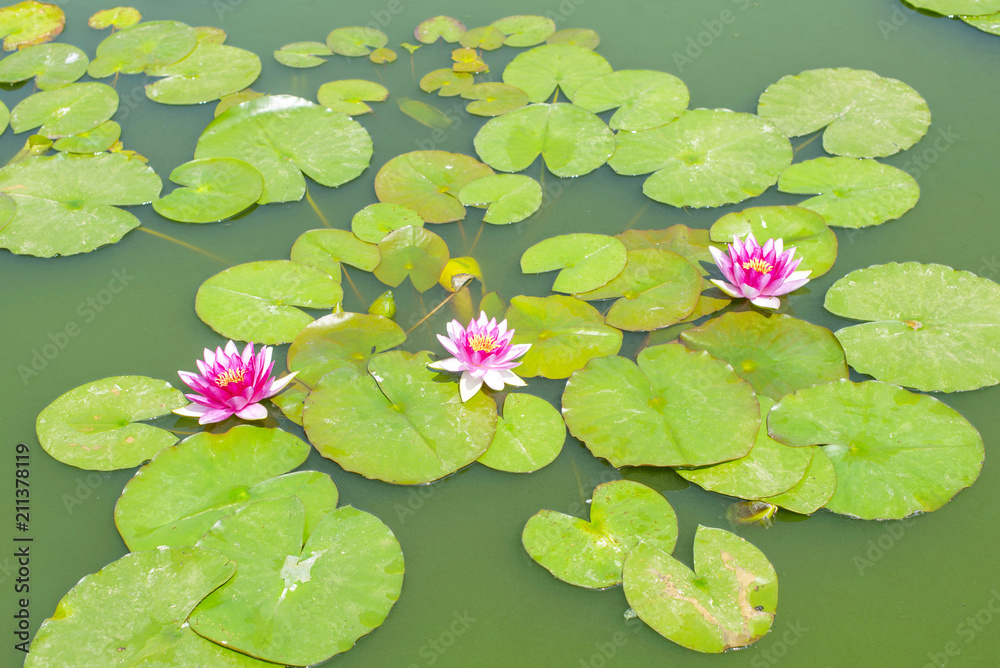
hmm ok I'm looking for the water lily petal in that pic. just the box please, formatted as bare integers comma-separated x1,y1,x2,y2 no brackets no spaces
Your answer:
459,372,484,402
235,402,268,420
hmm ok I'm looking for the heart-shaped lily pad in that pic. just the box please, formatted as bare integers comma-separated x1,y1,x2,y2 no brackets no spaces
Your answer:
521,233,628,293
374,225,450,292
88,7,141,30
317,79,388,115
0,42,87,89
274,41,331,68
352,202,424,243
326,26,387,56
522,480,678,588
145,43,261,105
572,69,690,131
10,82,118,138
502,43,611,101
415,15,466,43
287,311,406,384
87,20,197,78
0,1,64,51
478,393,565,473
459,25,506,50
52,120,121,154
153,157,263,223
492,15,556,47
458,174,542,224
290,228,379,279
759,446,837,515
461,82,530,116
419,68,473,97
374,150,494,223
36,375,186,471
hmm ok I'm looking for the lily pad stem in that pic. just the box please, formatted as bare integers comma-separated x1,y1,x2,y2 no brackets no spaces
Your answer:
136,227,227,263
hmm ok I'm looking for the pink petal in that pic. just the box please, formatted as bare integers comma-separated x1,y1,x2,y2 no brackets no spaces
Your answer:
236,403,268,420
750,295,781,309
429,358,467,373
710,279,743,299
199,408,235,425
173,403,208,418
266,371,299,396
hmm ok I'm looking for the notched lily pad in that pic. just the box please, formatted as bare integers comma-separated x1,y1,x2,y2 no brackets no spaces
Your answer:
290,228,380,279
274,41,331,68
461,82,530,116
88,7,141,30
145,43,262,105
287,311,406,385
459,25,506,50
374,225,450,292
326,26,387,56
492,15,556,48
352,202,424,243
573,70,690,132
459,173,542,224
502,43,611,101
521,233,628,294
419,68,473,97
317,79,388,115
374,150,494,223
153,157,263,223
87,20,197,78
759,446,837,515
478,393,565,472
11,82,118,138
415,15,466,44
0,1,64,51
0,42,87,89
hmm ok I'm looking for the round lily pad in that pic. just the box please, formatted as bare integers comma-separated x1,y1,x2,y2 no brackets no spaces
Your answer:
146,43,261,105
36,375,186,471
274,41,331,68
352,202,424,242
757,68,931,158
303,351,497,484
317,79,388,115
502,43,611,101
153,157,263,223
0,1,64,51
478,393,565,472
563,344,759,467
459,174,543,225
374,150,494,223
52,120,121,154
610,109,792,208
572,70,690,132
87,20,197,78
326,26,387,56
777,157,920,229
547,28,600,49
374,225,450,293
419,68,473,97
0,42,87,89
369,47,396,64
195,260,343,345
908,0,1000,15
522,480,678,589
10,82,118,138
88,7,141,30
461,82,530,116
521,233,627,293
825,262,1000,391
290,228,380,279
759,446,837,515
459,25,506,50
492,15,556,47
415,15,466,43
768,379,985,519
623,526,777,653
287,311,406,384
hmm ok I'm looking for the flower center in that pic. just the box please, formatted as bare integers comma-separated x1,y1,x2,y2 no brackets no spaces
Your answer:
214,368,246,388
742,258,774,274
467,333,499,352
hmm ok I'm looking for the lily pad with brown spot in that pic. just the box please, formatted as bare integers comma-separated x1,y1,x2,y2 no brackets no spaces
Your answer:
0,1,64,51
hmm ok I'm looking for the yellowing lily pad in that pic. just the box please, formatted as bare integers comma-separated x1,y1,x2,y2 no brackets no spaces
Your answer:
521,233,628,293
11,82,118,138
326,26,387,56
274,41,331,68
502,43,611,101
374,150,494,223
52,120,121,154
492,15,556,47
419,68,474,97
317,79,388,115
145,43,261,105
87,20,197,78
573,70,690,132
459,25,506,50
458,173,542,224
369,47,396,64
374,225,450,293
290,228,380,279
0,42,87,89
547,28,600,49
287,311,406,384
415,15,466,44
88,7,141,30
352,202,424,243
153,157,263,223
0,1,64,51
461,82,530,116
451,47,487,73
478,393,565,473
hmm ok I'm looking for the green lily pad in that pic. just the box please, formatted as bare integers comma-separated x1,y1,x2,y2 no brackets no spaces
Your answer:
757,68,931,158
522,480,678,589
351,202,424,243
146,43,261,105
576,248,703,331
768,380,985,519
610,109,792,208
194,94,373,204
521,233,627,293
369,47,396,64
194,26,226,46
0,1,64,51
461,82,530,116
459,25,506,50
153,157,263,223
374,225,450,292
274,41,331,68
415,15,466,43
680,311,848,400
317,79,388,115
501,44,611,101
52,120,121,154
271,381,309,426
10,82,118,138
458,173,542,224
303,351,497,484
287,311,406,385
0,42,87,89
0,152,161,257
504,295,622,379
909,0,1000,15
478,393,565,472
290,228,380,279
962,11,1000,33
759,446,837,515
35,375,186,471
547,28,600,49
777,157,920,229
572,70,690,132
374,150,494,223
623,526,777,653
88,20,197,78
419,68,474,97
214,88,263,116
191,498,404,666
617,225,719,275
0,99,7,134
88,7,141,30
326,26,387,56
195,260,343,345
492,15,556,47
824,262,1000,391
397,97,453,128
475,102,615,177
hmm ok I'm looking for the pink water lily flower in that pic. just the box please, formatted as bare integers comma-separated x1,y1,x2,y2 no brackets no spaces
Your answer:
428,312,531,402
173,340,297,424
709,233,811,309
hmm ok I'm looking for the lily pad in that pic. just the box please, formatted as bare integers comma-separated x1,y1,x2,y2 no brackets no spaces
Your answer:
287,311,406,385
461,82,530,116
317,79,388,115
962,11,1000,33
547,28,600,49
374,225,450,292
274,41,331,68
759,446,837,515
623,526,777,653
415,15,466,43
504,295,623,378
522,480,678,588
458,173,542,224
824,262,1000,392
10,82,118,138
474,102,615,177
617,225,719,275
191,498,404,666
88,20,197,78
908,0,1000,15
562,343,759,467
153,157,263,223
214,88,263,116
610,109,792,208
374,150,494,223
290,228,380,279
0,1,64,51
451,47,487,73
35,375,186,471
397,97,452,128
303,351,497,484
757,68,930,158
88,7,141,30
478,393,565,473
522,233,627,293
326,26,387,57
459,25,506,50
0,99,7,134
369,47,396,64
502,44,611,101
419,68,474,97
573,70,690,132
194,26,226,46
492,15,556,47
768,380,984,519
195,260,343,345
146,43,261,105
352,202,424,242
52,120,121,153
0,42,87,89
777,157,920,229
194,94,373,204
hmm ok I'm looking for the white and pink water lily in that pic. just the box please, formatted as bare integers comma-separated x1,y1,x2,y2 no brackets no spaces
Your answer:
428,312,531,402
709,233,811,309
173,340,297,424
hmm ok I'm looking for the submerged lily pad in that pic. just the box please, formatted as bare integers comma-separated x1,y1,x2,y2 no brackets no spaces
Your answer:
397,97,452,128
768,380,984,519
415,15,466,43
326,26,387,56
352,202,424,243
0,42,87,89
573,70,690,132
757,68,930,158
623,526,777,653
458,174,542,224
195,260,343,344
521,233,628,294
317,79,388,115
274,41,332,68
146,43,261,105
290,228,380,279
153,157,263,223
88,20,197,78
287,311,406,385
824,262,1000,392
374,150,494,223
374,225,450,292
52,120,121,153
478,393,565,472
908,0,1000,15
502,43,611,101
522,480,678,588
492,15,556,47
461,82,530,116
0,1,64,51
36,375,186,471
11,82,118,138
759,446,837,515
88,7,141,30
778,157,920,229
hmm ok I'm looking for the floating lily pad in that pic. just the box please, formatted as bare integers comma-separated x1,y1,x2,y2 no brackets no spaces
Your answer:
522,480,677,588
759,446,837,515
195,260,343,345
610,109,792,208
777,157,920,229
271,381,309,426
824,262,1000,391
461,82,530,116
757,68,931,158
0,99,7,134
415,15,466,43
908,0,1000,15
458,173,542,224
474,102,615,177
521,233,627,293
547,28,600,49
214,88,263,116
504,295,622,378
459,25,505,50
374,225,450,292
88,7,141,30
194,26,226,46
194,94,373,204
962,11,1000,33
11,82,118,138
146,43,261,105
153,157,263,223
419,68,474,97
478,393,565,472
0,1,64,51
623,526,777,653
616,225,718,275
290,228,380,279
352,202,424,243
304,351,497,484
368,290,397,317
191,498,404,666
88,20,197,78
768,380,984,519
326,26,387,56
451,47,487,73
502,44,611,101
438,256,482,291
0,42,87,89
287,311,406,385
369,47,396,64
35,375,186,471
374,150,494,223
573,70,690,132
274,41,331,68
52,120,121,153
317,79,388,115
492,15,556,47
0,152,161,257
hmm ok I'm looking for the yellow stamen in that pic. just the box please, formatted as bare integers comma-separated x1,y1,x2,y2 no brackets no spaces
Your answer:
742,258,774,274
215,368,246,388
467,333,499,352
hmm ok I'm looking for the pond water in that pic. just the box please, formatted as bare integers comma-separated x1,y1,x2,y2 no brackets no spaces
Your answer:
2,0,1000,665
